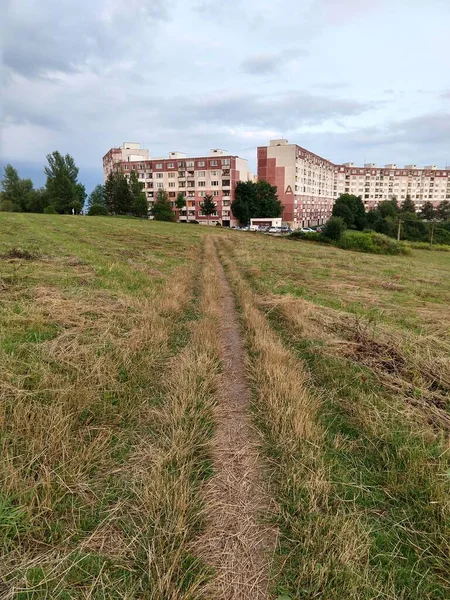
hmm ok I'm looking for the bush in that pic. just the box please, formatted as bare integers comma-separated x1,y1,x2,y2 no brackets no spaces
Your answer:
404,241,450,252
43,205,57,214
323,217,345,241
337,232,410,255
88,204,109,216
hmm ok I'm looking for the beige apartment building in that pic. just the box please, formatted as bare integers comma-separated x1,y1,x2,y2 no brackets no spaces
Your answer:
258,140,450,228
102,143,252,226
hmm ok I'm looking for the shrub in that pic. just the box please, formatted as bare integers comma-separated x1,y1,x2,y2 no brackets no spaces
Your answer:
405,241,450,252
323,217,345,241
289,229,306,239
43,205,57,214
337,232,410,255
88,204,109,216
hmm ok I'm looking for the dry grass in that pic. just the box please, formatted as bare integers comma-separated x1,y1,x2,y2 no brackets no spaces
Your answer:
196,239,276,599
215,239,382,598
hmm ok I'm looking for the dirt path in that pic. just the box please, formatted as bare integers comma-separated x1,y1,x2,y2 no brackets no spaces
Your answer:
198,240,276,599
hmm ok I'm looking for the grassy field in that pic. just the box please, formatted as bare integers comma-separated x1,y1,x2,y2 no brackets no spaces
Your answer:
1,214,449,599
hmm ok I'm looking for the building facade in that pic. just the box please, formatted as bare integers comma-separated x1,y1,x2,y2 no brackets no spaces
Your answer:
103,144,251,226
258,139,450,228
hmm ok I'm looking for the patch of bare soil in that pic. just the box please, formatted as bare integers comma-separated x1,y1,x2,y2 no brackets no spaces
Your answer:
197,246,276,599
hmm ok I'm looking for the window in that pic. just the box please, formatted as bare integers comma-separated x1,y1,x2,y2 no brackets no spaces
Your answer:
198,181,206,187
168,172,175,178
178,161,185,167
157,183,164,189
222,180,230,187
198,191,206,197
197,161,205,167
211,160,218,166
222,159,230,166
211,170,218,176
124,165,129,170
197,171,205,177
156,163,163,169
212,190,219,196
168,182,175,188
147,173,152,178
139,172,145,178
167,162,174,168
156,173,163,179
186,160,194,167
211,181,219,186
169,192,176,197
178,171,185,178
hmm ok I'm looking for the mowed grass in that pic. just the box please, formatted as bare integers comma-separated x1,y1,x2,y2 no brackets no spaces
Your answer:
0,214,223,598
1,214,449,599
217,234,450,598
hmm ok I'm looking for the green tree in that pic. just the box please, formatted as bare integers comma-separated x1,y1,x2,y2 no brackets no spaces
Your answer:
323,216,345,241
332,194,366,230
332,202,353,228
231,180,282,225
378,198,399,218
1,165,28,211
437,200,450,221
104,172,118,214
44,151,85,213
104,171,133,215
129,171,148,217
88,184,105,208
88,204,109,216
419,201,436,220
152,188,175,221
200,194,216,225
175,192,186,213
400,194,416,213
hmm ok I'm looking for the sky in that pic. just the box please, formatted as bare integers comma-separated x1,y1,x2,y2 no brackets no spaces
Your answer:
2,0,450,195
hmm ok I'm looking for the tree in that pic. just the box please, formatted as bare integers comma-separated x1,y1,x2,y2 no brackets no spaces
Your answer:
231,180,282,225
88,204,109,216
437,200,450,221
44,151,84,213
332,202,353,228
400,194,416,213
88,184,105,208
1,165,30,211
129,171,148,217
378,198,399,218
200,194,216,225
323,217,345,241
104,171,133,215
332,194,366,230
175,192,186,212
419,201,436,221
152,188,175,221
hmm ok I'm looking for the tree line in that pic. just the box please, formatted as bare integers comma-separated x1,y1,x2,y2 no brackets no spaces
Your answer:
332,194,450,244
0,153,86,214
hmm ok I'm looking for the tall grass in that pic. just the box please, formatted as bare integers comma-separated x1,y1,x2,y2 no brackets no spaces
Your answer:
217,238,450,599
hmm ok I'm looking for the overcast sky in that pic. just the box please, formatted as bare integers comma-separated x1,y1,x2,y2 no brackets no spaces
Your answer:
2,0,450,194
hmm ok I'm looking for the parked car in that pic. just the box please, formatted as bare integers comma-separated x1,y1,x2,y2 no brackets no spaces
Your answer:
300,227,314,233
280,226,292,233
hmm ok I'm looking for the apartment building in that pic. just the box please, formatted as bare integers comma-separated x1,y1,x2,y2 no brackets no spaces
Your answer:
335,163,450,212
102,144,251,226
258,140,450,228
258,140,335,228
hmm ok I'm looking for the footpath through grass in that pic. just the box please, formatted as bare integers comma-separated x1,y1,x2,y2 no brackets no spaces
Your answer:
217,235,450,599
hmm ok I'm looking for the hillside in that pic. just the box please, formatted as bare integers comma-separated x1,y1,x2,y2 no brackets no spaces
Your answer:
1,214,449,599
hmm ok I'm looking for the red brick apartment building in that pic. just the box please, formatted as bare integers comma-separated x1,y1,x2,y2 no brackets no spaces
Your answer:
103,143,253,226
258,139,450,228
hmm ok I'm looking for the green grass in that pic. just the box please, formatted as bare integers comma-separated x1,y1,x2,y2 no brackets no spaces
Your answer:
1,214,449,598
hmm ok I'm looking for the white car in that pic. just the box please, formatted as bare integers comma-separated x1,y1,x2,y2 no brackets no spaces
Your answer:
268,227,281,233
300,227,314,233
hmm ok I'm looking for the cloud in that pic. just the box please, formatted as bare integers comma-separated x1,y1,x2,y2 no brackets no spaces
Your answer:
3,0,170,78
241,48,307,75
